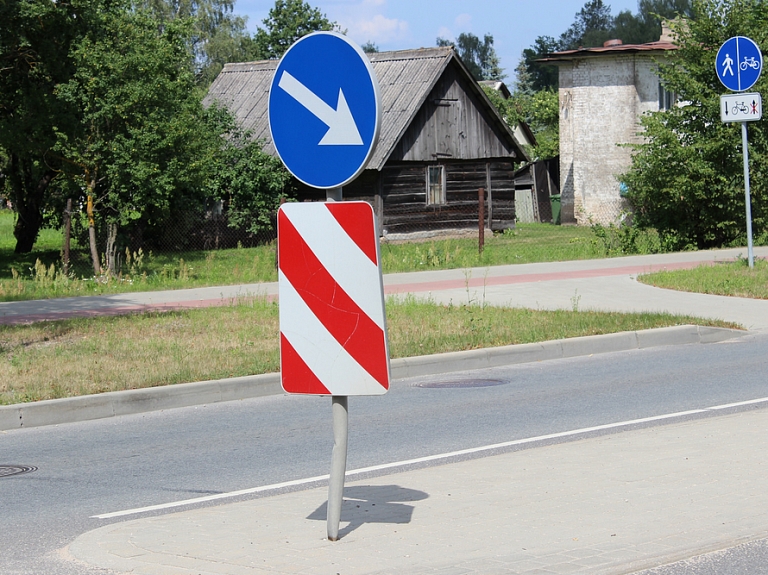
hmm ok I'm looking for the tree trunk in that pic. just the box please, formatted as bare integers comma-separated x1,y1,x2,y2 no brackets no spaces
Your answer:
87,192,101,276
105,222,118,275
8,153,54,254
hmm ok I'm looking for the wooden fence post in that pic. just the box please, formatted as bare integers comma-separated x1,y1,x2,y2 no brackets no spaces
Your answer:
478,187,485,255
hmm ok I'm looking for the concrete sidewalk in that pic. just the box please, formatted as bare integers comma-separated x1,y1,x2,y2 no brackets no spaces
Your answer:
69,406,768,575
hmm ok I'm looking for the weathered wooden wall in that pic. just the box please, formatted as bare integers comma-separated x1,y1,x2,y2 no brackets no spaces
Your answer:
390,64,517,163
488,161,516,231
338,160,517,235
298,162,516,236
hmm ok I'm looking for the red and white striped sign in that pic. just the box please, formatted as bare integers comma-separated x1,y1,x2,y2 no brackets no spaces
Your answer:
277,201,390,395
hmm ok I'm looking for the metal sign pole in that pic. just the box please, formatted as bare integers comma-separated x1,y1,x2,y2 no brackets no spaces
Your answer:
324,185,346,541
741,121,755,268
327,395,348,540
716,36,761,270
326,187,342,202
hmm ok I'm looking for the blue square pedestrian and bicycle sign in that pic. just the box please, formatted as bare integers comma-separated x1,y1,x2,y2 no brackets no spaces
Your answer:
716,36,762,92
268,32,381,190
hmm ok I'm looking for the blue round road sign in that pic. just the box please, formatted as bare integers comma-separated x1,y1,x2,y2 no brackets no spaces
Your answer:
269,32,381,189
716,36,762,92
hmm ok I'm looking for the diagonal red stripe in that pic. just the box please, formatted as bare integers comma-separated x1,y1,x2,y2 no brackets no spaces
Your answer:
278,211,388,390
280,333,331,395
324,202,378,265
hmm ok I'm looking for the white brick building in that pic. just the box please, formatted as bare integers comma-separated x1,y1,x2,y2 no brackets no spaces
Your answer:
541,33,677,224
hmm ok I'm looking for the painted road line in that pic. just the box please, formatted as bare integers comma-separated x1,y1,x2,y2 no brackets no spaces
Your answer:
92,396,768,520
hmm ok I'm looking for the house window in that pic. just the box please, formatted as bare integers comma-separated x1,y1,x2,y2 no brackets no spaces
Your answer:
427,165,445,205
658,82,675,111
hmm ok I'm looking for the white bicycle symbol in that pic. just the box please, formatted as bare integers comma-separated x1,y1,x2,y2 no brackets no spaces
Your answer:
740,56,760,71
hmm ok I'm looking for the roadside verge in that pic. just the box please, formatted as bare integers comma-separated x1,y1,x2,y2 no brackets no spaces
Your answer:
0,325,745,431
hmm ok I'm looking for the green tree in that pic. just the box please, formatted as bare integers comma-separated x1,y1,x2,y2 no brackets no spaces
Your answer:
559,0,615,50
517,1,615,94
525,90,560,160
205,126,294,236
254,0,337,60
612,0,694,45
53,6,226,273
517,35,561,93
517,0,694,95
0,0,100,253
623,0,768,251
437,32,505,81
134,0,258,86
482,86,559,161
482,87,524,131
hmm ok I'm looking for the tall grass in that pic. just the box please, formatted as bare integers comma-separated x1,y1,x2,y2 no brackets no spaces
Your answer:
379,225,598,272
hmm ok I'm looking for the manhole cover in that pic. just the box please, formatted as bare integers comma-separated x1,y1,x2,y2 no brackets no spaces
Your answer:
0,465,37,478
413,379,508,389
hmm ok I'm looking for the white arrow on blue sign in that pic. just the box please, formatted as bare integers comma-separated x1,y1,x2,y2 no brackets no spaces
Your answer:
268,32,381,189
716,36,763,92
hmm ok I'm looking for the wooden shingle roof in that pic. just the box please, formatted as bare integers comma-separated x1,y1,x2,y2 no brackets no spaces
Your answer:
205,46,526,170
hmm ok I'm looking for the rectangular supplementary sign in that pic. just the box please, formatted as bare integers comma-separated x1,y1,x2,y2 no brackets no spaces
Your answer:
277,201,390,396
721,92,762,123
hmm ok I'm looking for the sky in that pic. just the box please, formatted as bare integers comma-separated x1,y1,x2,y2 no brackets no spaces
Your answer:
235,0,645,83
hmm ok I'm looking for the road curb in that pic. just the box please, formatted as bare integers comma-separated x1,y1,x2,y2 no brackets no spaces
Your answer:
0,325,746,431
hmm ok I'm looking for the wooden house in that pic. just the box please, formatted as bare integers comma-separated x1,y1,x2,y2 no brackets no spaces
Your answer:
205,46,528,237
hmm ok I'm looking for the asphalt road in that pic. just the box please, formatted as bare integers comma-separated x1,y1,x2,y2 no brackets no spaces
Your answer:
3,333,768,574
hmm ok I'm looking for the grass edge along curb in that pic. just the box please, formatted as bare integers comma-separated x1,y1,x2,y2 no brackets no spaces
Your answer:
0,324,746,431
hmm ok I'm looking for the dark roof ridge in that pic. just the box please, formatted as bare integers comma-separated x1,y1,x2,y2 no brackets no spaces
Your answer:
538,40,677,62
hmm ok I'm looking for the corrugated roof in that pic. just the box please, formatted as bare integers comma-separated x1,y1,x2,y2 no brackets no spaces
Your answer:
205,46,525,170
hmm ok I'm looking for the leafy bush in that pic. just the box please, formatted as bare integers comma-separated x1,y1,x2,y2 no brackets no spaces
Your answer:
623,0,768,251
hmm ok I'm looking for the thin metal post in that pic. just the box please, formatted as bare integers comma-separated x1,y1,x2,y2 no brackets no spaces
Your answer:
327,395,348,541
326,187,343,202
741,122,754,268
325,187,346,541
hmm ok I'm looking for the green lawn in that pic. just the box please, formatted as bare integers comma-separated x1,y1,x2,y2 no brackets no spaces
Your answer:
639,258,768,299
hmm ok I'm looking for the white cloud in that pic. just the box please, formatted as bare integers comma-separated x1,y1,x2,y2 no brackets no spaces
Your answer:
454,13,472,29
345,14,409,44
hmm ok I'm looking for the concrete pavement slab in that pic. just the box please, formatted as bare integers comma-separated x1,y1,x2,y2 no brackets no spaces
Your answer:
402,274,768,332
69,407,768,575
0,282,278,324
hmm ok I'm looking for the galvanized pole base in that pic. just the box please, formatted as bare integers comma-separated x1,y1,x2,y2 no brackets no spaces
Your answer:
327,395,348,541
326,187,343,202
741,122,754,268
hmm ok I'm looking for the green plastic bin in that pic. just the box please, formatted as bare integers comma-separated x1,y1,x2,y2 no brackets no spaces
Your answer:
549,194,561,225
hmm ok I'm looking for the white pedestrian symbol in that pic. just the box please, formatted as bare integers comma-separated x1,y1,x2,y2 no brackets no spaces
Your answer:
722,53,734,77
